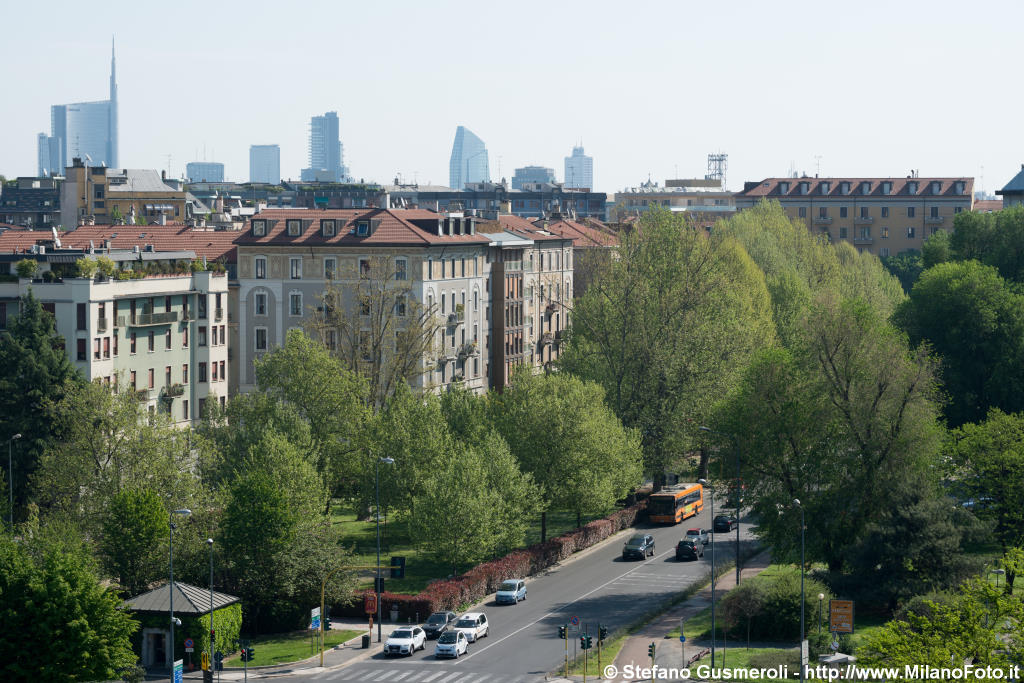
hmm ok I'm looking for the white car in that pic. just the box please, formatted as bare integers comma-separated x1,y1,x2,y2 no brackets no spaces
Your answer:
496,579,527,604
453,612,489,642
383,626,426,656
434,629,469,658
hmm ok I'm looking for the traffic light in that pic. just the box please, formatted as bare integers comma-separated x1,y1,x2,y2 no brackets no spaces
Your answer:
240,647,255,662
374,576,385,593
579,635,586,649
585,635,593,649
324,607,332,630
390,556,406,579
558,625,567,639
599,625,608,642
239,650,248,663
648,642,656,658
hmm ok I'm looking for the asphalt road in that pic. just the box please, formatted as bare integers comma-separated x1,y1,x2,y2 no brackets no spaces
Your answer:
296,508,758,682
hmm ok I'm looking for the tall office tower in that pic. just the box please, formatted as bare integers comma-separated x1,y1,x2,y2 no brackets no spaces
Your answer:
185,162,225,183
38,39,119,176
448,126,490,190
511,166,556,189
249,145,281,184
301,111,347,182
564,144,594,190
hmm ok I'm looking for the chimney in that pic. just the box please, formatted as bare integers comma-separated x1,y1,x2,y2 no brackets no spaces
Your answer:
104,239,111,250
161,169,167,180
158,213,167,226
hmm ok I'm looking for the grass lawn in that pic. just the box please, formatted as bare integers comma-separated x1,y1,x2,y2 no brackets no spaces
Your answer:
224,629,362,667
567,634,628,676
332,505,618,594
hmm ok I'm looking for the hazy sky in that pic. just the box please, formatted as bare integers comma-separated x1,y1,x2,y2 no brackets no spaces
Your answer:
2,0,1022,195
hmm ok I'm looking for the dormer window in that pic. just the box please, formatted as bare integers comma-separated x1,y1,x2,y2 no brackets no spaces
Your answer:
861,181,871,195
882,182,892,195
955,181,965,195
841,182,851,195
356,221,369,236
287,219,301,236
800,181,810,195
931,181,942,195
778,182,790,194
322,220,336,237
252,220,266,237
820,182,831,194
907,181,918,194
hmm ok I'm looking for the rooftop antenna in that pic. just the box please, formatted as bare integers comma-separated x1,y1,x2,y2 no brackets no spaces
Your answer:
706,153,728,190
814,155,823,177
165,154,173,178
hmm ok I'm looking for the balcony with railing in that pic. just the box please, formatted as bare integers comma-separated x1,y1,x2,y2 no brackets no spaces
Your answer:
539,331,554,346
853,237,874,245
214,308,224,322
544,303,556,316
132,311,179,326
854,216,874,225
162,383,185,398
813,216,833,225
447,304,465,327
458,342,479,359
925,215,945,225
97,317,108,333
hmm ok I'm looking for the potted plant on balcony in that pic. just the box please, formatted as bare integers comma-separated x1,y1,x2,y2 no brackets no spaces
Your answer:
75,257,98,279
15,259,38,280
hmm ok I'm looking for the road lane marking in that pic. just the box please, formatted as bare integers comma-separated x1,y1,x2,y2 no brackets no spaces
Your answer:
457,546,679,664
422,673,445,682
392,673,411,681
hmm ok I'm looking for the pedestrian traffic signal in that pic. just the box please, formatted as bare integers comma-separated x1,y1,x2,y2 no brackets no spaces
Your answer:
648,642,656,658
599,625,608,642
558,625,566,639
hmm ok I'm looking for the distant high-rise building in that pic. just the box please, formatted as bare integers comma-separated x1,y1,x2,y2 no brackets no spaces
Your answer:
449,126,490,190
511,166,556,189
300,111,348,182
249,145,281,184
185,162,225,183
38,39,119,176
564,145,593,190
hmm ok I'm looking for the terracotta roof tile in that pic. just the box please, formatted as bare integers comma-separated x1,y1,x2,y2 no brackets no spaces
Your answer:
738,177,974,199
532,217,619,247
0,224,239,262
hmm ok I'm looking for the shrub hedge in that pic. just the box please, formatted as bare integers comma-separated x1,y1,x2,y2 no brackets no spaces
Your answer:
335,500,646,620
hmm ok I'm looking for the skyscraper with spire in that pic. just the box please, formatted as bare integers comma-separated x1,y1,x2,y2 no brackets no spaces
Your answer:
37,39,119,176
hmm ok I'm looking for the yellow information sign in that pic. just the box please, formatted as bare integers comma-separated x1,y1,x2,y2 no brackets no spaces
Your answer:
829,599,854,633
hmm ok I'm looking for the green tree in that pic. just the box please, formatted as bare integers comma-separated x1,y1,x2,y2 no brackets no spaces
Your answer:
75,257,98,278
949,410,1024,586
0,291,81,516
561,206,774,484
94,255,116,278
881,250,924,293
922,230,952,269
895,260,1024,426
15,259,38,279
491,370,643,540
253,329,370,504
99,487,167,596
949,206,1024,283
0,532,139,681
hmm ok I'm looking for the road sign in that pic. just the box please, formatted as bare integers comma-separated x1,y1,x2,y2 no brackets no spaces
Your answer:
800,639,809,667
311,606,321,630
831,640,840,651
173,659,184,683
679,634,686,643
570,615,580,626
829,599,855,634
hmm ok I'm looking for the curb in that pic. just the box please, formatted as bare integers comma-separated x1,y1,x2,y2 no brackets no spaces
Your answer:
219,630,369,673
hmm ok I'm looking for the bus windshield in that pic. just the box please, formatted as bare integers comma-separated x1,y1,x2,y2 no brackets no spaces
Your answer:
648,497,676,516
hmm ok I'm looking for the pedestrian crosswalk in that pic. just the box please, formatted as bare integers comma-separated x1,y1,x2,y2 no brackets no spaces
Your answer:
311,665,545,682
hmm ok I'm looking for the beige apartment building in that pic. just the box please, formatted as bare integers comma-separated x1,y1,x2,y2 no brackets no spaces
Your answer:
734,176,975,257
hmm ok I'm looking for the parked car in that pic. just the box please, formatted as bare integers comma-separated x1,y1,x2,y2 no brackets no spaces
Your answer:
453,612,489,642
383,627,426,656
496,579,527,604
713,515,738,532
685,528,710,545
622,533,655,560
423,611,458,639
434,630,469,658
676,537,704,560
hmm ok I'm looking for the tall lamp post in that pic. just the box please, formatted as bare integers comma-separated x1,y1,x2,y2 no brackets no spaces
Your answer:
794,499,805,683
169,508,191,679
698,478,716,667
375,456,395,643
6,433,21,529
818,593,825,637
700,426,742,588
207,538,215,670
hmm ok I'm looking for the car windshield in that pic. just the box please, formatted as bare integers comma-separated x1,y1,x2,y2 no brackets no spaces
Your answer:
715,516,730,522
427,613,447,624
499,581,519,591
679,539,696,546
455,619,476,628
686,529,700,535
626,535,645,546
391,630,413,639
438,632,458,644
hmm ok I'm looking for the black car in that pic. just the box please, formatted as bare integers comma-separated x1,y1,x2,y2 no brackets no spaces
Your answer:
622,533,655,560
676,537,704,561
714,515,738,533
423,611,458,639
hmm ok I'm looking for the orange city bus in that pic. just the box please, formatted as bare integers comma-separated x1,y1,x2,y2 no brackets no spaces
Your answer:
647,483,704,524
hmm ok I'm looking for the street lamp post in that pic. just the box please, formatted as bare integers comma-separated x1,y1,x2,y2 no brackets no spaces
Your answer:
794,499,805,683
169,508,191,679
375,456,395,643
818,593,825,637
700,426,742,588
698,478,716,668
207,538,215,671
6,433,22,529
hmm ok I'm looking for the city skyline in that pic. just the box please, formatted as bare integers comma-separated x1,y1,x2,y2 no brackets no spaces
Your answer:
3,0,1024,193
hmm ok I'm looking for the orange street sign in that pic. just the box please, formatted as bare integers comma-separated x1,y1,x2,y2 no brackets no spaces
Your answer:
829,599,854,633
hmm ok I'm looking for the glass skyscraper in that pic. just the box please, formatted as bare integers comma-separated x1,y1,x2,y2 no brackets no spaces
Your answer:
564,145,594,190
38,40,118,176
448,126,490,190
249,145,281,184
301,111,347,182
